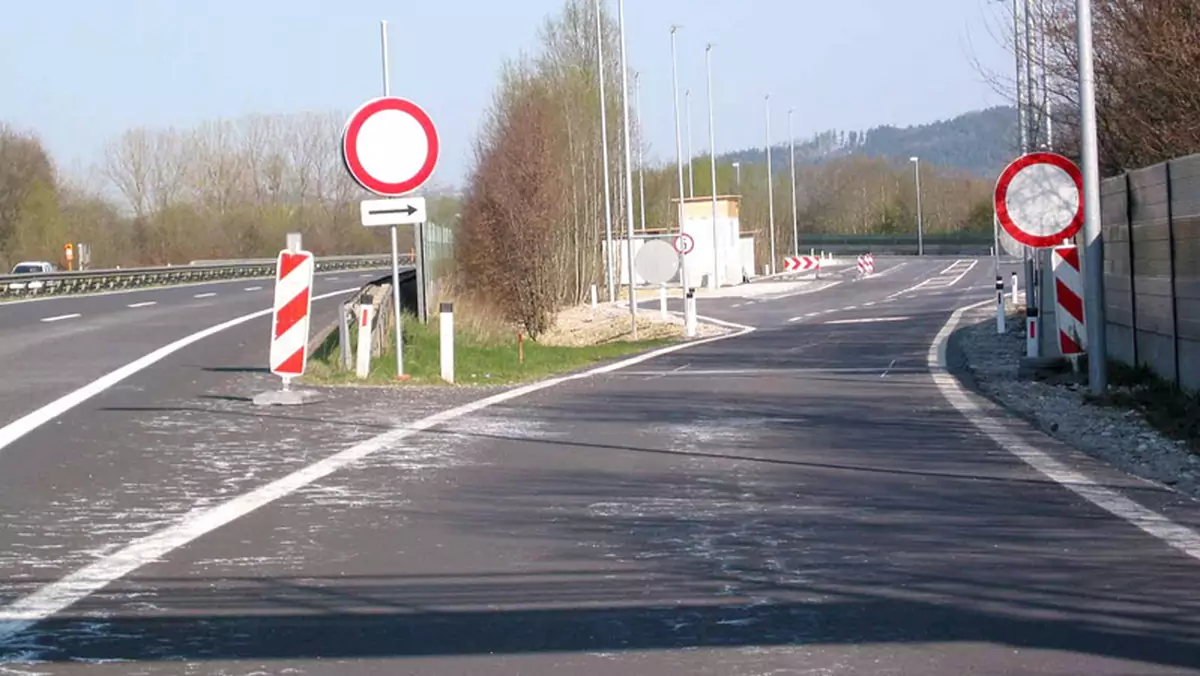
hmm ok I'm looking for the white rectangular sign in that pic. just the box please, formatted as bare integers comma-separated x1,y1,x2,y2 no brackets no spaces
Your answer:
360,197,427,227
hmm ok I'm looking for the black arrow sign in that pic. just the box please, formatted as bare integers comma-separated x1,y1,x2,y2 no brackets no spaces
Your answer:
371,205,419,216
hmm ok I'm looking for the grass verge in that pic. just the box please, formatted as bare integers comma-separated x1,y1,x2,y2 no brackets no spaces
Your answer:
303,312,676,386
1087,361,1200,453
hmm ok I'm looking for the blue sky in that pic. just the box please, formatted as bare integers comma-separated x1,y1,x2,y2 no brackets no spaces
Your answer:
1,0,1012,189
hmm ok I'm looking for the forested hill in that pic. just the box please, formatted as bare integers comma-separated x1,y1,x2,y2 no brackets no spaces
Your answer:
724,106,1019,180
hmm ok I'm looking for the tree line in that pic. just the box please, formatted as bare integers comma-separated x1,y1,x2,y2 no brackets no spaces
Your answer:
455,0,996,335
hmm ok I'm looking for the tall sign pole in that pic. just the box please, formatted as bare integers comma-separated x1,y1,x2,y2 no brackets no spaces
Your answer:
380,21,404,378
706,43,720,290
1077,0,1107,392
789,108,799,258
617,0,637,338
765,95,776,275
594,0,616,304
670,26,696,337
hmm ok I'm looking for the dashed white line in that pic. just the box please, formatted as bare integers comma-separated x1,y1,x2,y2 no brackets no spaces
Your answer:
126,301,156,308
822,316,911,326
40,313,81,323
844,305,859,310
327,277,340,281
243,286,263,292
864,301,877,307
193,292,217,299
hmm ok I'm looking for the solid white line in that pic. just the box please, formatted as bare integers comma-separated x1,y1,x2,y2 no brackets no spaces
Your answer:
822,316,910,325
243,286,263,292
930,301,1200,565
0,318,756,643
40,314,80,323
193,292,217,299
944,259,979,288
126,301,156,309
0,287,359,457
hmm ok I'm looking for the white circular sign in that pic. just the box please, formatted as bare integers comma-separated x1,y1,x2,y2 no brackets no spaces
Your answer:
635,239,681,285
995,152,1083,248
342,97,440,196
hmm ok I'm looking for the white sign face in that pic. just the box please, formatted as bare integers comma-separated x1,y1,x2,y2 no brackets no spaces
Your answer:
342,97,440,197
361,197,427,227
1005,163,1079,238
635,239,680,285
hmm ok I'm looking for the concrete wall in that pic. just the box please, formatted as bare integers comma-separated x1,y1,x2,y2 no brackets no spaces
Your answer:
1101,154,1200,392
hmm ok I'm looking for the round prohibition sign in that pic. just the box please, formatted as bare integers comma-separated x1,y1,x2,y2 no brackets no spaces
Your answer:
994,152,1084,248
341,97,440,196
673,232,695,255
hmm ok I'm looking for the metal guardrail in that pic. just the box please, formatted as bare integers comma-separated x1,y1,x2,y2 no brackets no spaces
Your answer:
0,254,410,299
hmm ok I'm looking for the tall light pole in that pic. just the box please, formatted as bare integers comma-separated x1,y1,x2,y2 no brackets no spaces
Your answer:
670,25,694,336
634,70,647,232
705,43,720,290
686,89,695,198
765,94,776,275
1040,0,1053,149
789,108,799,257
617,0,637,337
594,0,615,302
1024,0,1037,148
909,156,924,256
1077,0,1106,392
1013,0,1028,154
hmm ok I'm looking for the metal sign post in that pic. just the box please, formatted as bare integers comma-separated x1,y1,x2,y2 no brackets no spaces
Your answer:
340,21,440,379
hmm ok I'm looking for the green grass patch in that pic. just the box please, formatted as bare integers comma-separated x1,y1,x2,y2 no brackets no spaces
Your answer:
1087,360,1200,453
303,313,676,386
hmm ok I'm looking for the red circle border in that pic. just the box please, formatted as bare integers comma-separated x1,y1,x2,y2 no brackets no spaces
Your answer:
342,97,440,196
994,152,1084,248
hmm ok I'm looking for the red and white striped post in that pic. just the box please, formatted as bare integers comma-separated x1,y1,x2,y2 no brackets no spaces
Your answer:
268,245,315,389
1052,244,1086,356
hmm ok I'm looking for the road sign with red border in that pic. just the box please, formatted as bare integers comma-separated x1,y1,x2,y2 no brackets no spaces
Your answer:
994,152,1084,248
673,233,695,255
341,97,439,196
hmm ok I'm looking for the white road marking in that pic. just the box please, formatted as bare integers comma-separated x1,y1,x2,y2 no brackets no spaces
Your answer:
244,286,263,292
126,301,156,309
327,277,340,281
822,316,911,325
0,315,757,643
193,292,217,299
616,367,892,376
844,305,859,310
881,358,898,378
0,287,359,458
39,314,80,323
931,300,1200,565
864,301,877,307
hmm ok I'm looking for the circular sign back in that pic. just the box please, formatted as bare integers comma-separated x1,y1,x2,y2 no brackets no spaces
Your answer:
635,239,681,285
673,233,695,255
994,152,1083,248
342,97,439,196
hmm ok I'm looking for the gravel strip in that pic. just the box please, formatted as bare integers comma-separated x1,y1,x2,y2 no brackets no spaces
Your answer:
951,304,1200,499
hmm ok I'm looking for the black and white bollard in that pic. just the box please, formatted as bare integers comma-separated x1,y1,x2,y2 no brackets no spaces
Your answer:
995,276,1006,334
440,302,454,384
684,288,697,337
356,305,374,379
1026,307,1040,358
1011,271,1019,305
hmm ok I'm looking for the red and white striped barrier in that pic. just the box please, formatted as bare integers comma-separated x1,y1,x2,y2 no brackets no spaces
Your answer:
269,248,315,378
857,253,875,276
784,255,820,272
1052,244,1085,355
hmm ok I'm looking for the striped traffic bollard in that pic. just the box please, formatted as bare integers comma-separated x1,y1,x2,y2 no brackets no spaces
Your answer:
1052,244,1086,355
269,247,315,387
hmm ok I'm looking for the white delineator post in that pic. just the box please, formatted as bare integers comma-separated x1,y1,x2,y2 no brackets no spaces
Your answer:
996,276,1007,334
590,284,598,309
356,305,374,379
685,288,697,337
1012,271,1019,304
440,302,454,384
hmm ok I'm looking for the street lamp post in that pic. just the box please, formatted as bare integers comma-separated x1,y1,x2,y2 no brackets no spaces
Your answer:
909,156,924,256
1077,0,1106,392
705,43,720,290
765,95,776,275
789,108,799,257
670,25,694,336
594,0,615,302
617,0,637,337
634,70,647,232
686,89,695,198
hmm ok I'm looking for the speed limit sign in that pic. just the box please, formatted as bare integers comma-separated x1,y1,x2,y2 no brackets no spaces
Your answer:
673,233,695,255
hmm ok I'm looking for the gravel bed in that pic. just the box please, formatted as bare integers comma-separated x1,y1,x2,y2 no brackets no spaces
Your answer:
952,304,1200,499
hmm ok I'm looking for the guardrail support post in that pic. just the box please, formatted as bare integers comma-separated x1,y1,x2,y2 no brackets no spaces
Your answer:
440,302,454,384
356,305,374,379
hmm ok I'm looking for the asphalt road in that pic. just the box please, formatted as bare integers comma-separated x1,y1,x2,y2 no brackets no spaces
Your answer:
0,268,391,431
4,256,1200,675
